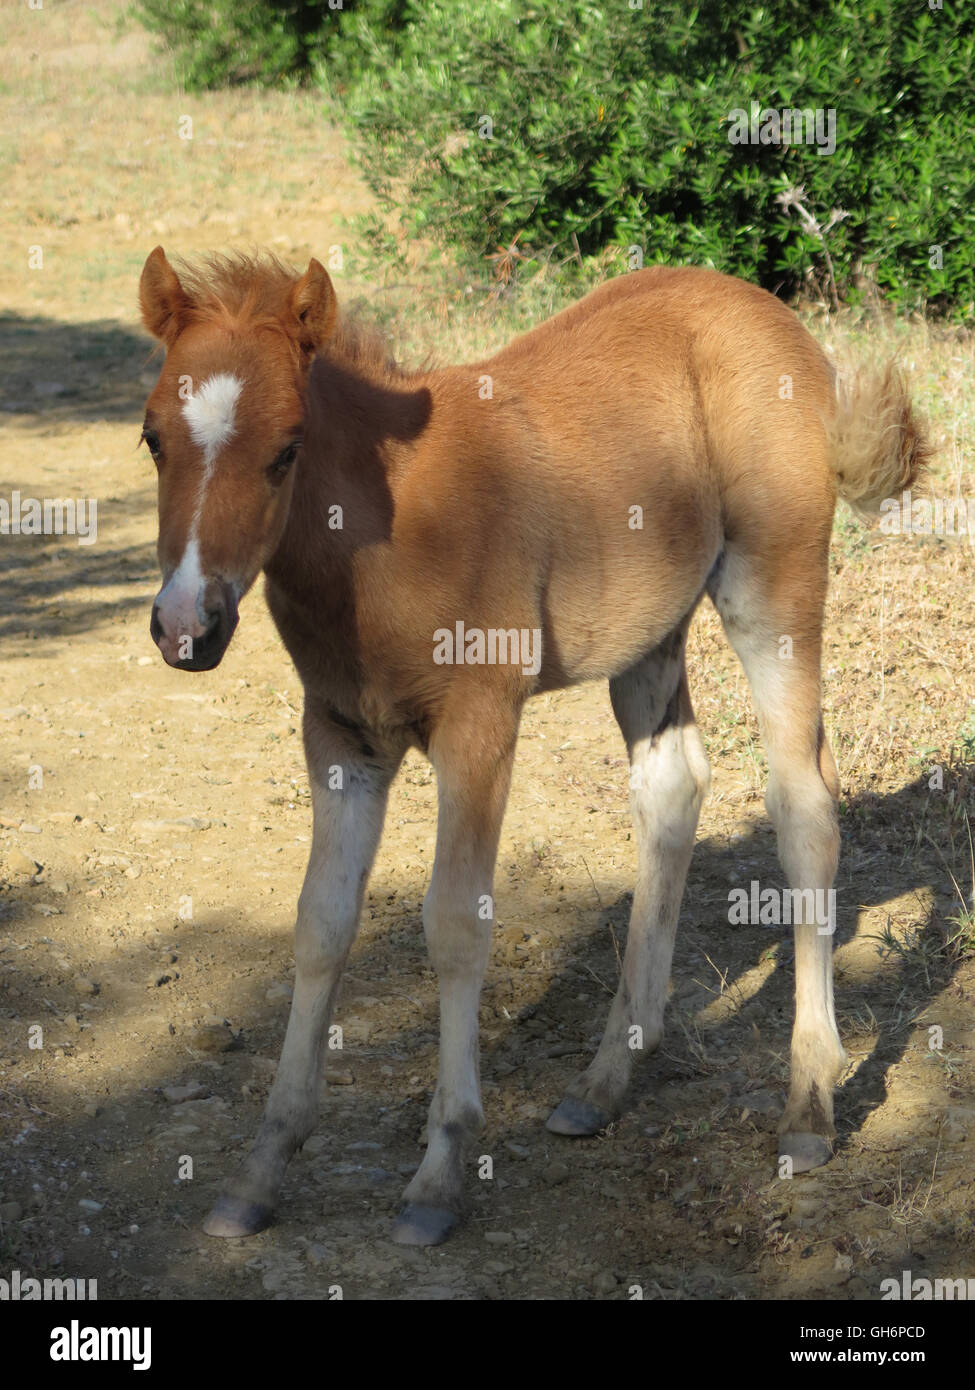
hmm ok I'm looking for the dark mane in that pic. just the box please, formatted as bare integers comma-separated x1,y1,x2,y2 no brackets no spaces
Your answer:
173,250,406,381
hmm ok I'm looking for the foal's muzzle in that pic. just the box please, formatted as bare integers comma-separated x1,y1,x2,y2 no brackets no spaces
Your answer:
151,580,239,671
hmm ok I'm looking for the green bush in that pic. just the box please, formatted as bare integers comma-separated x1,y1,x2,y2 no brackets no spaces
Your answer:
135,0,974,317
134,0,411,89
342,0,973,318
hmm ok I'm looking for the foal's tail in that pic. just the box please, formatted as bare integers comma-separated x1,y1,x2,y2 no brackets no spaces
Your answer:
826,362,931,520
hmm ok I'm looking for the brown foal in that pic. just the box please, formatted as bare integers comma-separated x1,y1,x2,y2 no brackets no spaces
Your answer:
138,248,928,1245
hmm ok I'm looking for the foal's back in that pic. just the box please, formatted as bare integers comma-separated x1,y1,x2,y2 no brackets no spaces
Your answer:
378,267,837,691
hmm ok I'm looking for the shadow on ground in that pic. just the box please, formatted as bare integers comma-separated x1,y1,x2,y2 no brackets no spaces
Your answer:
0,766,971,1298
0,312,153,424
0,509,157,646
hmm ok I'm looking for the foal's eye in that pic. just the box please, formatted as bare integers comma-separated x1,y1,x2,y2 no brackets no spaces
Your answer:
268,442,300,483
141,428,162,461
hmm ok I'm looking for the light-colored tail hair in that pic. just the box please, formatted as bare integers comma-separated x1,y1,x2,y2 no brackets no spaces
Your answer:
827,363,931,520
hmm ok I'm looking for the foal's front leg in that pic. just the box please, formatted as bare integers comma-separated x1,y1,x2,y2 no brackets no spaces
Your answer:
204,711,402,1237
392,698,519,1246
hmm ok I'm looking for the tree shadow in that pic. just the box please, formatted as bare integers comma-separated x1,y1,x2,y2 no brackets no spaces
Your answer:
0,312,154,424
0,504,157,646
0,312,159,645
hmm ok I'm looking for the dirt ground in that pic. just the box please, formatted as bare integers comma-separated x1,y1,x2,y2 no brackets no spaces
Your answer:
2,3,975,1302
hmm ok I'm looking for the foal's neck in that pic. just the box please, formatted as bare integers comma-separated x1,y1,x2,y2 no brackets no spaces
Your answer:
264,326,431,625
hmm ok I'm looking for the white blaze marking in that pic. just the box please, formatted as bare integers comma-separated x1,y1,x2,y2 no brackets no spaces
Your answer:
161,536,205,624
182,371,243,476
160,373,244,628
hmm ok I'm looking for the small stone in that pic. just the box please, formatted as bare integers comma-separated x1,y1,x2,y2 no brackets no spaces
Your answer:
132,816,210,835
736,1088,785,1117
505,1142,530,1159
82,1102,100,1118
170,1096,228,1120
484,1230,514,1245
793,1197,824,1220
265,982,293,1004
19,824,42,834
941,1106,975,1142
188,1022,235,1053
592,1270,618,1296
306,1242,336,1267
368,1167,396,1187
341,1017,371,1044
73,976,99,996
162,1082,208,1104
542,1161,570,1186
6,849,40,877
47,878,70,895
324,1067,354,1086
78,1199,103,1214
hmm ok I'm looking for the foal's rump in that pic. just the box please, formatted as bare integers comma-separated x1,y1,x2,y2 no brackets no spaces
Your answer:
471,268,826,686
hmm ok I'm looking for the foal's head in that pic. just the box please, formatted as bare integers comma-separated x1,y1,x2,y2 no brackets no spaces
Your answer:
138,247,336,669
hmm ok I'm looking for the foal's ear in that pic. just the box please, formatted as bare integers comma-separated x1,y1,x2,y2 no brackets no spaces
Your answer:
140,246,192,346
288,258,337,354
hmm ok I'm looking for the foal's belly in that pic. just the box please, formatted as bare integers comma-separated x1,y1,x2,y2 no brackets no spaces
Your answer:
536,515,720,689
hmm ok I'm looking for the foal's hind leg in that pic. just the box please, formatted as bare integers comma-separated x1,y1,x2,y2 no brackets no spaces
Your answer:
204,707,403,1237
710,544,845,1173
548,624,709,1135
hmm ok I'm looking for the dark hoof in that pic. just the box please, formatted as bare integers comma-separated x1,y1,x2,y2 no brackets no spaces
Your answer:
203,1194,274,1238
546,1096,610,1137
391,1203,459,1247
778,1132,832,1175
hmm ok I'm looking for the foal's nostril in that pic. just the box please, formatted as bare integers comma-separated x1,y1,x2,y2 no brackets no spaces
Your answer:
202,607,223,642
150,604,164,647
184,604,228,668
